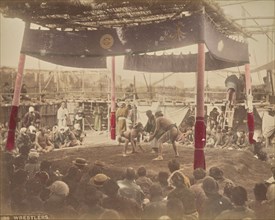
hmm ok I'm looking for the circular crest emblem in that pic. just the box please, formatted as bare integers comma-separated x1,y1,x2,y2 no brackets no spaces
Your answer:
100,34,114,49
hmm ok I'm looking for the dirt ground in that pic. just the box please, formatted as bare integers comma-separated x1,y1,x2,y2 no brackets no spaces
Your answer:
41,142,274,200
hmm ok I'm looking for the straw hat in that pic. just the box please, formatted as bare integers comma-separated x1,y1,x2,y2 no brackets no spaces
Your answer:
89,173,110,188
72,158,88,167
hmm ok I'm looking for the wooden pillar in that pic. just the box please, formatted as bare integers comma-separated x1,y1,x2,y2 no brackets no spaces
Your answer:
194,6,206,170
6,54,26,151
194,43,206,169
245,64,255,144
110,56,116,139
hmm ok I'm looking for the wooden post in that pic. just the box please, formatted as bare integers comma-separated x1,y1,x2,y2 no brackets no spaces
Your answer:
6,54,26,151
194,7,206,170
110,56,116,139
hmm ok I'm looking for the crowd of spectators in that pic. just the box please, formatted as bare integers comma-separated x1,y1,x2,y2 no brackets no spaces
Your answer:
2,153,275,219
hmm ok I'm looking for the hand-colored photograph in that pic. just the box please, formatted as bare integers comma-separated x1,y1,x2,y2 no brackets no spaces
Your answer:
0,0,274,219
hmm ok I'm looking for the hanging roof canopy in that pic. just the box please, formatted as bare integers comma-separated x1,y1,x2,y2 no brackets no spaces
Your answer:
0,0,249,37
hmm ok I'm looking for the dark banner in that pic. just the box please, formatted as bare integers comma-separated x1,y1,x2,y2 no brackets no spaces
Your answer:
203,16,249,64
21,15,199,58
25,53,107,69
123,52,247,73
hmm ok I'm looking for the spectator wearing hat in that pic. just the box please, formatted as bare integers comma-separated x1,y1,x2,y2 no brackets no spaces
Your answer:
44,180,78,219
149,113,179,160
23,106,41,128
143,183,167,219
16,127,33,158
117,167,145,207
102,178,142,219
73,158,88,171
25,149,40,179
135,166,153,198
35,127,54,153
167,171,197,219
200,176,233,220
216,186,255,220
89,173,110,189
209,166,235,195
190,168,207,216
99,209,121,220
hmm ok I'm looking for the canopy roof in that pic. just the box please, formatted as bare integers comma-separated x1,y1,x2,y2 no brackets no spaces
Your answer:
0,0,249,36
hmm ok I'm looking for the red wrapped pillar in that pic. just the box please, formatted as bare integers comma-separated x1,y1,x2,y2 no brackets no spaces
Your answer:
245,64,255,144
6,54,26,151
194,43,206,170
110,56,116,139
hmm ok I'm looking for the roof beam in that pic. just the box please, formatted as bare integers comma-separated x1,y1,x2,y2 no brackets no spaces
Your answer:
233,16,275,21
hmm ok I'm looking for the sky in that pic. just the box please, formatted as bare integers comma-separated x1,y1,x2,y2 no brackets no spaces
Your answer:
0,0,274,88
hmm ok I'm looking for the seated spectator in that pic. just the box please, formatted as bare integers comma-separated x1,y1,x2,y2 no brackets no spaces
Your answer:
143,183,167,219
25,149,40,179
62,166,82,209
216,186,255,220
102,178,142,219
89,173,110,191
63,127,80,147
167,159,191,188
99,209,121,220
209,166,235,195
49,126,66,149
248,182,267,219
265,161,275,185
16,127,33,158
117,167,145,206
261,184,275,219
79,184,105,219
200,176,233,219
10,169,29,213
167,171,197,219
214,126,225,148
166,198,185,220
190,168,207,216
157,171,172,197
135,166,153,198
24,178,44,213
221,128,237,149
44,181,78,219
205,131,215,148
35,128,54,153
72,123,85,143
236,130,248,149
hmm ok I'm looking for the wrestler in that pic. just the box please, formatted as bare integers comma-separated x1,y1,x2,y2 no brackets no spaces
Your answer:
149,111,179,160
121,122,144,157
